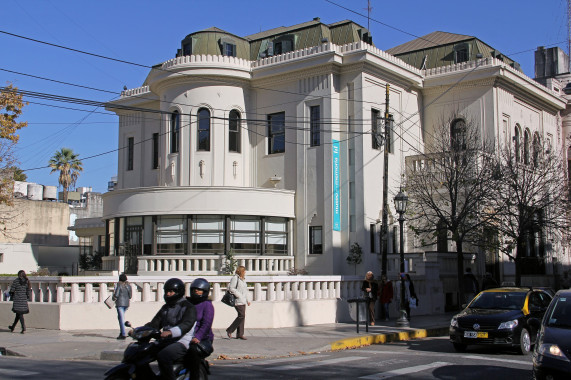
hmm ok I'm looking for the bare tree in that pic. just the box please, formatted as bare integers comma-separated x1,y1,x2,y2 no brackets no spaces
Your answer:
405,113,497,305
489,138,569,286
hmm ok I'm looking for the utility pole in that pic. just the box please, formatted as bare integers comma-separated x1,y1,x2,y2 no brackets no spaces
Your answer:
380,84,392,275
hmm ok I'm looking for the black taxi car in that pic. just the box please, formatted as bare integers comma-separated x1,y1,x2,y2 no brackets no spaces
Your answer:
449,287,552,354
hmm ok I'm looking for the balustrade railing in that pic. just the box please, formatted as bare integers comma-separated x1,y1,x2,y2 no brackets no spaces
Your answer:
101,255,294,275
0,276,363,305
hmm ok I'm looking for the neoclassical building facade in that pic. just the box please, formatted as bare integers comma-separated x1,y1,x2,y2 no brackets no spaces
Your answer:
100,19,566,282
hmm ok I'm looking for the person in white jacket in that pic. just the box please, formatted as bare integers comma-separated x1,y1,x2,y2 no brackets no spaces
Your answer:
225,266,250,340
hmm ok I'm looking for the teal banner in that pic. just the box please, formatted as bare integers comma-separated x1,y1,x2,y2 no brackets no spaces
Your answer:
332,140,340,231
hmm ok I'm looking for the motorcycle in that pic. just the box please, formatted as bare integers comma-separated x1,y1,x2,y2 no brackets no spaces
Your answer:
104,322,210,380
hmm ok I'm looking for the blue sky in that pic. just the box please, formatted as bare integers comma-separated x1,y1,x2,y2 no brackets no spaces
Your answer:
1,0,567,193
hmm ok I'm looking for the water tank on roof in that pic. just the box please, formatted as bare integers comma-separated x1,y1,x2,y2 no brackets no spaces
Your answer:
43,185,57,200
13,181,28,198
27,184,43,200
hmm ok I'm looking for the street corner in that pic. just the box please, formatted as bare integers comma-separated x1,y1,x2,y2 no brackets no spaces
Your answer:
329,327,444,351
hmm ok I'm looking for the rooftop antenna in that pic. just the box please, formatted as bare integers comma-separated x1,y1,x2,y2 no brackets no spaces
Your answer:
365,0,372,30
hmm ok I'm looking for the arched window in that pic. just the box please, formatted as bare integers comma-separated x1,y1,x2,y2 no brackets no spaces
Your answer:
450,119,466,151
532,133,541,167
524,129,531,165
514,125,521,162
197,108,210,151
229,110,241,153
170,111,180,154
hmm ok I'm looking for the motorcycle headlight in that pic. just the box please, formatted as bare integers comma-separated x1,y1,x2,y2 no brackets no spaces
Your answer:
498,319,518,330
538,344,570,362
450,317,458,328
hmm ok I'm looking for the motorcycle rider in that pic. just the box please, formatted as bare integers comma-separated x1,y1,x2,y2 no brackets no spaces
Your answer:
140,278,197,380
185,278,214,380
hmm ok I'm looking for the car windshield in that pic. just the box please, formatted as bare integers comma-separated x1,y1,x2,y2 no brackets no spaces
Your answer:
546,297,571,328
469,292,526,310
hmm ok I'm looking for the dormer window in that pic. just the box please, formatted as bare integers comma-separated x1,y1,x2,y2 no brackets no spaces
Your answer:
272,34,295,55
182,42,191,56
454,43,469,64
219,37,237,57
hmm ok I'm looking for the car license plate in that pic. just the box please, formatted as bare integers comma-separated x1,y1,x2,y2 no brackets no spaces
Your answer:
464,331,488,338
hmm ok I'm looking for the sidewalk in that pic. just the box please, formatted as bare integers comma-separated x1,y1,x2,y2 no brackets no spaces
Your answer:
0,313,454,362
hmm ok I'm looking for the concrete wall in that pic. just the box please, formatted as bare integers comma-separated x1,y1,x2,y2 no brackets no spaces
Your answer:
0,299,350,330
0,199,70,245
0,243,39,274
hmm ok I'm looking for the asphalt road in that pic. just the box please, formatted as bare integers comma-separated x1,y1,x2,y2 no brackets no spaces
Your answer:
0,337,534,379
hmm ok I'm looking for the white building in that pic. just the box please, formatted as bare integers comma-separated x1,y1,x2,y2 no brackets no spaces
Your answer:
100,19,567,301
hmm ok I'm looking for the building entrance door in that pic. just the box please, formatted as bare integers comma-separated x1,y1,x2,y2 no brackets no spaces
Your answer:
124,225,142,274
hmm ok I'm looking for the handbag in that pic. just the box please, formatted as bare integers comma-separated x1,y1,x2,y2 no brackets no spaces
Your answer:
104,295,115,309
221,290,236,307
408,297,418,309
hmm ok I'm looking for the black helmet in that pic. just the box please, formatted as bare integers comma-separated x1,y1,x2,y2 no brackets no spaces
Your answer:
164,278,185,305
190,278,210,304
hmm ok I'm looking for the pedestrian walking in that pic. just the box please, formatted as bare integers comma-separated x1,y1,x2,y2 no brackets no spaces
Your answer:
399,273,417,321
226,266,250,340
361,271,379,325
113,273,132,340
8,270,31,334
463,267,480,304
379,275,393,321
481,272,499,290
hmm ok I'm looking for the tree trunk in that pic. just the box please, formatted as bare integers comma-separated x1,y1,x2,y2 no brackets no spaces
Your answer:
515,240,523,287
456,240,464,308
63,188,68,203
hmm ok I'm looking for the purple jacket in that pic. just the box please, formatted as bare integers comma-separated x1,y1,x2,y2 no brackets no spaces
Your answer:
193,300,214,342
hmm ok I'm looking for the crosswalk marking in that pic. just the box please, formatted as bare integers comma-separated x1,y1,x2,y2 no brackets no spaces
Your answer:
271,356,368,370
0,368,41,377
460,355,531,366
244,354,330,366
358,361,451,379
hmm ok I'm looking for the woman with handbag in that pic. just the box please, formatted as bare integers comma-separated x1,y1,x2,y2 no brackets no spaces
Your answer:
9,270,31,334
226,266,250,340
113,273,132,340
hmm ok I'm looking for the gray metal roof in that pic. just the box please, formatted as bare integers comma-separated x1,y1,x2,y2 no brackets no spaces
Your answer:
386,31,475,55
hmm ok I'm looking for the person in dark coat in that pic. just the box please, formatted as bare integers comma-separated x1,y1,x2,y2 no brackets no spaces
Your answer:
9,270,31,334
361,271,379,325
481,272,499,290
379,275,393,321
463,267,480,304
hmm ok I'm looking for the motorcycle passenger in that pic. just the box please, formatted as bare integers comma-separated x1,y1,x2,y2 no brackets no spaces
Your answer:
141,278,197,380
185,278,214,380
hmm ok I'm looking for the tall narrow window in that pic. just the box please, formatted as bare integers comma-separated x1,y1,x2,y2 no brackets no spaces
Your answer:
524,129,531,165
309,226,322,254
514,125,521,162
371,109,381,150
268,112,285,154
370,223,376,253
265,217,288,255
197,108,210,151
170,111,180,154
229,110,241,153
152,133,159,169
127,137,134,171
310,105,320,147
451,119,466,151
386,114,394,153
532,133,541,167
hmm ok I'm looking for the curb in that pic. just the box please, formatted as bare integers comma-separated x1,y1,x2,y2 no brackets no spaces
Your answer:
329,326,450,351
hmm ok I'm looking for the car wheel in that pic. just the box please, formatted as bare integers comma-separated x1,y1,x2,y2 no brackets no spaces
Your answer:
518,328,531,355
452,343,467,352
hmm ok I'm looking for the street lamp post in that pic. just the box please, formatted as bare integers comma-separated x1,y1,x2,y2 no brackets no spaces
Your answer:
394,188,409,327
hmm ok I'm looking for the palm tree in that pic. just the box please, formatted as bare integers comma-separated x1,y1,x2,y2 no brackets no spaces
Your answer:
48,148,83,203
